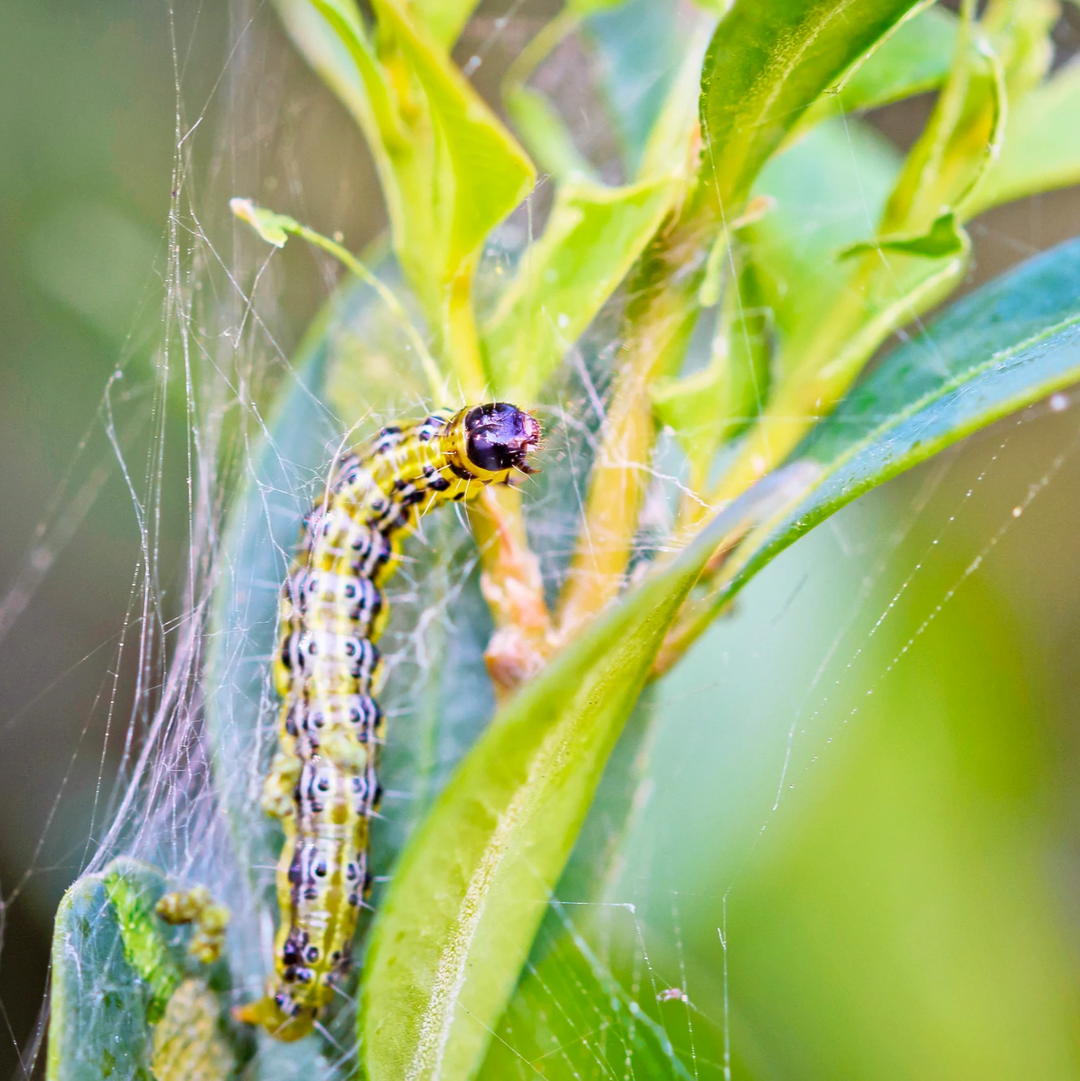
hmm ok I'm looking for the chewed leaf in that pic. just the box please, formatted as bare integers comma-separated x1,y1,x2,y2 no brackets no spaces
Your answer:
230,197,297,248
48,860,162,1079
48,858,239,1080
359,467,816,1081
104,864,184,1022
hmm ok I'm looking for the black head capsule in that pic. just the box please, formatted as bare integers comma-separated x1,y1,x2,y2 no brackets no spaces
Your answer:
463,403,542,476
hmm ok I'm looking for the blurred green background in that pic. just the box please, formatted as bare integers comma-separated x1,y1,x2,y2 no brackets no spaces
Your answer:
3,1,1080,1078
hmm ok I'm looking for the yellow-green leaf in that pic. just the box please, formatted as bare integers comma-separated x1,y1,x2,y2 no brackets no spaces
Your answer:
971,58,1080,213
792,4,959,135
699,0,926,212
722,235,1080,607
482,177,678,402
359,469,814,1081
274,0,535,353
407,0,481,49
840,209,968,259
371,0,535,280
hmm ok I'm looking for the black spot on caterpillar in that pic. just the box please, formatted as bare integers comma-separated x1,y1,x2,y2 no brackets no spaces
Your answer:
237,403,541,1040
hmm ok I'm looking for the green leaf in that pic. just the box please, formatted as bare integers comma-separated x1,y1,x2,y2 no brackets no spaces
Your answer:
582,0,692,176
699,0,925,211
229,198,296,248
504,84,601,183
103,865,184,1024
48,860,163,1080
478,689,693,1077
983,0,1057,99
407,0,481,49
652,254,770,472
479,903,696,1079
750,117,901,347
883,22,1005,231
793,4,959,134
830,2,957,109
721,235,1080,609
358,469,814,1081
713,19,1004,497
47,859,238,1081
273,0,535,356
482,177,678,402
840,209,967,259
369,0,535,282
971,59,1080,214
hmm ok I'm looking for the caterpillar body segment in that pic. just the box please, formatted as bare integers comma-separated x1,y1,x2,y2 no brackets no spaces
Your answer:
237,403,541,1040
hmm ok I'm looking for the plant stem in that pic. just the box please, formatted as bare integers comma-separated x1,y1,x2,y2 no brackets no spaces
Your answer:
294,222,450,403
469,484,553,694
441,262,488,403
556,206,711,639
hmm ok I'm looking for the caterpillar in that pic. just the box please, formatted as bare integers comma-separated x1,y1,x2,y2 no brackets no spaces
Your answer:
237,402,541,1040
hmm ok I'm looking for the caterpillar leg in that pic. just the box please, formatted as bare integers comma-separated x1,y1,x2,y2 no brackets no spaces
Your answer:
261,750,300,819
234,990,316,1042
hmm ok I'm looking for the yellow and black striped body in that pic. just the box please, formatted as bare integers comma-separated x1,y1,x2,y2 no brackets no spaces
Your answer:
238,403,540,1039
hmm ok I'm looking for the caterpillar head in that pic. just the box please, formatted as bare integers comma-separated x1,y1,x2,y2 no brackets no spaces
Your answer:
461,402,542,479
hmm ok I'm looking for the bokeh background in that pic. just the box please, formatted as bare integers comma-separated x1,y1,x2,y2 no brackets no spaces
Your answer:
3,1,1080,1078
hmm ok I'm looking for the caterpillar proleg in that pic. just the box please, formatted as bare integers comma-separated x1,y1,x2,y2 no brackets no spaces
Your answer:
237,403,541,1040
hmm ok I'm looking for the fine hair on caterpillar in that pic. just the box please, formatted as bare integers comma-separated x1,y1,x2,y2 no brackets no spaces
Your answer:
236,402,541,1040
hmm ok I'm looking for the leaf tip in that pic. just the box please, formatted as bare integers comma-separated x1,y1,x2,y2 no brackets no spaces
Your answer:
230,197,292,248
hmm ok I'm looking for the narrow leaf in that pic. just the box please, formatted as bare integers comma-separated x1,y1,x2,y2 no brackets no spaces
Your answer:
749,117,901,354
370,0,535,279
482,177,678,402
712,21,1004,498
274,0,535,339
793,4,959,134
699,0,925,211
408,0,481,49
359,469,816,1081
48,861,164,1080
839,209,967,259
971,58,1080,213
723,236,1080,607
